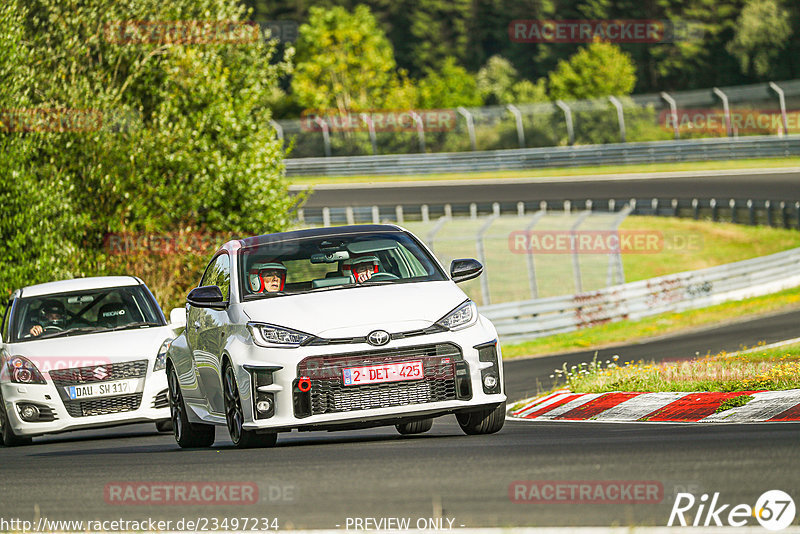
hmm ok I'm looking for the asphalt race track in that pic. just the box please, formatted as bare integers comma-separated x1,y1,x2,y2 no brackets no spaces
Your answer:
2,310,799,529
298,169,800,208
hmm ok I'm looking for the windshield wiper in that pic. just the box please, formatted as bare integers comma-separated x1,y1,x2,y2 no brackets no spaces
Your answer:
106,321,162,332
37,326,112,339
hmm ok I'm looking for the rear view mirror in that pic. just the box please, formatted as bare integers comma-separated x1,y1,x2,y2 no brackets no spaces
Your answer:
450,259,483,283
169,307,187,328
186,286,227,309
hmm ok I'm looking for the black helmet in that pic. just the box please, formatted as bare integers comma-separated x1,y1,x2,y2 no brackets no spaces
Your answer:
38,300,66,328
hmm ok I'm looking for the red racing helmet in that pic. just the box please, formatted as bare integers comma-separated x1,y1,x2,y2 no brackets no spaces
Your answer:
248,262,287,293
341,255,380,281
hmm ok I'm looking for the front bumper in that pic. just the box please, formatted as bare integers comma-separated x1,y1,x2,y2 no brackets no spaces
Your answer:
227,316,506,432
1,365,169,437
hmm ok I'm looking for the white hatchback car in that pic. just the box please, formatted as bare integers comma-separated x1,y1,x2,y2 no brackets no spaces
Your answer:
0,276,184,446
166,225,506,448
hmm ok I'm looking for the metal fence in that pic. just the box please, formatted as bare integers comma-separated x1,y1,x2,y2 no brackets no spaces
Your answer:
396,209,631,306
279,79,800,160
481,246,800,343
298,196,800,230
285,134,800,177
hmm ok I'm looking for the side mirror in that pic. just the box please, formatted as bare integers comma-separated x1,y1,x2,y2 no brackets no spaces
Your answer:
186,285,227,309
450,258,483,283
169,307,187,328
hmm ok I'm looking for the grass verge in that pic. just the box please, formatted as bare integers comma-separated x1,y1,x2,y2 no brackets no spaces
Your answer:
618,218,800,281
501,285,800,360
289,157,800,186
550,343,800,393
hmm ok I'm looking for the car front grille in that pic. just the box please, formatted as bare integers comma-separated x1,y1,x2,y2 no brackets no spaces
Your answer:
49,360,148,388
297,343,465,416
50,360,148,418
64,393,143,418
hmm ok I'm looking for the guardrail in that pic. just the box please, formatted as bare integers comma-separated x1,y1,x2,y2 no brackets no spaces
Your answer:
480,246,800,343
285,135,800,177
298,197,800,229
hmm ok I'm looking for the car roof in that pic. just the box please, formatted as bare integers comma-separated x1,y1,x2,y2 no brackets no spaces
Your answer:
19,276,142,298
236,224,405,249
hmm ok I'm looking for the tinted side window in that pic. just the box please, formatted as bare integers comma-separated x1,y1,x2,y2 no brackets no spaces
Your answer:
201,254,231,301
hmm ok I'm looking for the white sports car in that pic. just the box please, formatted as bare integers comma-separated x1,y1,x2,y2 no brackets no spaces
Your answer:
0,276,183,446
166,224,506,448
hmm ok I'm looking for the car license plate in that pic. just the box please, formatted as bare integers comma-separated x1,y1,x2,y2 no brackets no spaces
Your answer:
66,379,138,400
342,360,424,386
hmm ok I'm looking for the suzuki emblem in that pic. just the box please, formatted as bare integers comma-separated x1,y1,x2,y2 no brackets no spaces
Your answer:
93,366,109,380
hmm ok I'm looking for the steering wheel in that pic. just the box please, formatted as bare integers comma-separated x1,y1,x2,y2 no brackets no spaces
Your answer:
43,325,64,332
369,272,399,281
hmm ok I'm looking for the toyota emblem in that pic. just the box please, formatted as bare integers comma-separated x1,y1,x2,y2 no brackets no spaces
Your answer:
367,330,390,346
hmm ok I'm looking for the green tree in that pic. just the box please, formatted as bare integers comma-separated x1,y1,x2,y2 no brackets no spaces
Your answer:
477,55,548,105
291,5,415,113
727,0,792,78
382,0,471,78
0,0,81,295
548,40,637,101
416,57,481,108
20,0,294,241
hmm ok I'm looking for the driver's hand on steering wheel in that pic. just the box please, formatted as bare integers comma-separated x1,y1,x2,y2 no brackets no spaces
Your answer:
29,325,43,337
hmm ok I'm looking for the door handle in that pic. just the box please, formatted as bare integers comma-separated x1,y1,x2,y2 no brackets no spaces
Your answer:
193,321,201,331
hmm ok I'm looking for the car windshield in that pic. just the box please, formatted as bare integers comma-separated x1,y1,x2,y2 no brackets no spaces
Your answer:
10,285,164,343
239,231,447,299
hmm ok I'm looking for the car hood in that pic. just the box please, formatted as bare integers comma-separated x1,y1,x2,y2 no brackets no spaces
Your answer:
7,326,175,368
240,281,468,338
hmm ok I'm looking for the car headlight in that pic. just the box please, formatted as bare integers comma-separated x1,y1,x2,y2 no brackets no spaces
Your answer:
247,322,312,348
436,300,477,331
153,338,172,371
5,356,46,384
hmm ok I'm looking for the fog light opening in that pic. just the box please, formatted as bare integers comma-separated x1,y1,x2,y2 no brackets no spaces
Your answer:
18,404,40,422
483,374,498,390
256,399,273,414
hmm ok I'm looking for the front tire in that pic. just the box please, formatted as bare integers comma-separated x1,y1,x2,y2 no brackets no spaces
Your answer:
456,402,506,435
396,418,434,435
168,365,215,448
0,395,32,447
223,364,277,449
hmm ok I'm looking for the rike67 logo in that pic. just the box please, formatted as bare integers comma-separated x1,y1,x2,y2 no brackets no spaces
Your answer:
669,490,796,530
